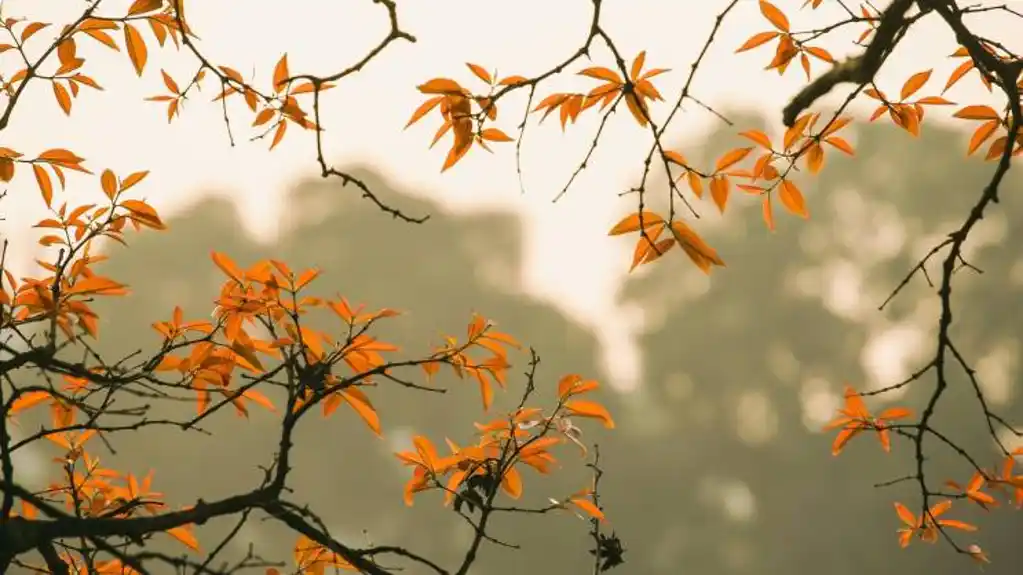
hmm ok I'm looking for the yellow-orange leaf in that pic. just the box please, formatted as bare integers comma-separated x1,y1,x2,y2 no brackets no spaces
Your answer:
52,82,72,115
273,53,290,92
241,389,275,412
418,78,465,95
100,169,117,198
759,0,790,32
578,67,622,84
805,143,824,173
608,211,664,235
480,128,513,142
739,130,772,149
900,69,932,100
736,31,779,53
405,96,444,128
9,390,51,414
687,171,703,198
710,176,729,213
166,526,199,551
120,199,165,229
953,105,1000,121
211,251,244,283
630,51,646,81
21,22,49,43
967,120,999,155
127,0,162,16
943,60,974,94
824,136,854,155
0,158,13,182
762,195,775,231
441,140,471,172
123,24,147,76
804,46,835,63
624,93,648,127
341,388,381,436
779,179,808,218
32,164,54,207
466,62,492,84
501,466,523,499
669,221,725,273
915,96,953,105
270,120,287,150
715,147,753,173
663,150,687,166
570,497,605,521
564,400,615,428
498,75,529,86
630,231,667,271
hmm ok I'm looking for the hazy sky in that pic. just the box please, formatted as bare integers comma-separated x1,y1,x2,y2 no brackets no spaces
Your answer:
4,0,1015,389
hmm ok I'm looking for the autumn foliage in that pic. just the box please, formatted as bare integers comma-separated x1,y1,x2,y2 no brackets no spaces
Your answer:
1,0,1022,572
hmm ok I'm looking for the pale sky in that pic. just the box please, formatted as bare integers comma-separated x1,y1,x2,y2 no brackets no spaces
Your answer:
3,0,1017,390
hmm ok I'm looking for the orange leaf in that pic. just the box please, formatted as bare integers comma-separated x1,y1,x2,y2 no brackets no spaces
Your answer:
759,0,790,32
128,0,162,16
570,497,605,521
0,158,13,182
762,195,775,231
32,164,54,207
418,78,466,95
804,46,835,63
480,128,513,142
564,400,615,429
441,140,472,172
52,82,72,115
805,143,824,173
123,24,147,76
9,390,51,414
824,136,854,155
608,211,664,235
893,502,917,526
900,69,932,100
943,60,974,93
501,466,523,499
211,251,244,283
779,179,808,217
20,22,49,43
498,75,528,86
630,51,646,80
629,230,667,271
915,96,953,105
466,62,492,84
120,199,164,229
710,176,729,213
739,130,772,149
100,169,117,198
967,120,1000,155
938,519,977,532
736,31,779,53
687,171,703,198
669,221,725,273
405,96,444,128
624,93,649,127
715,147,753,172
341,388,381,436
273,53,290,92
166,526,199,551
578,67,622,84
953,105,1000,121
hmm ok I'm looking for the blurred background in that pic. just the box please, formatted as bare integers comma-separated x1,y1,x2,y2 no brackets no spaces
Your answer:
3,0,1023,573
8,117,1023,574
